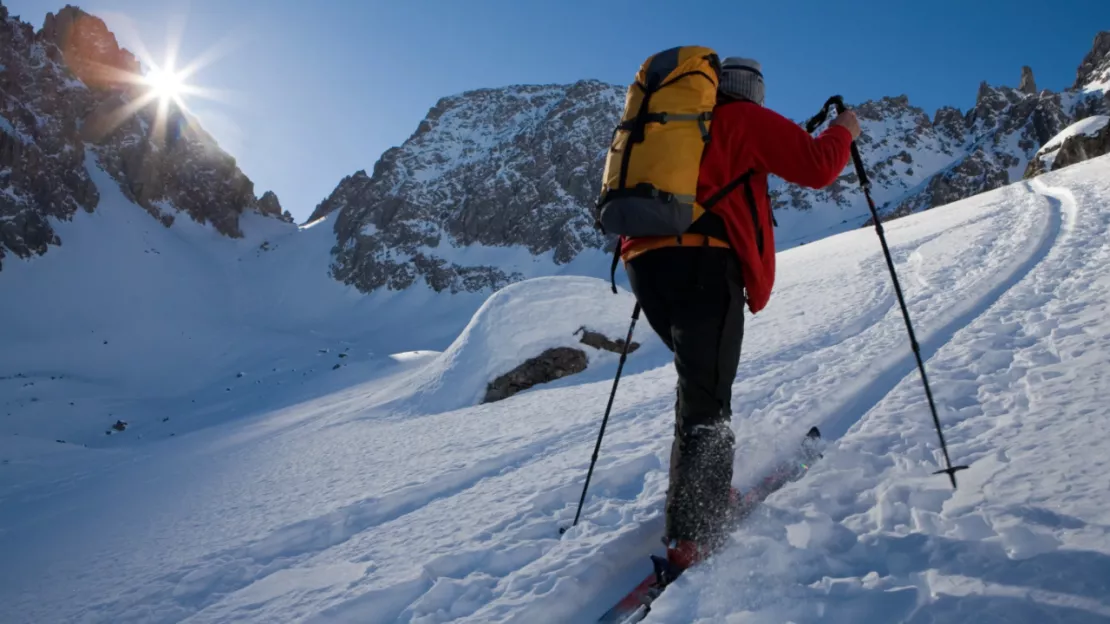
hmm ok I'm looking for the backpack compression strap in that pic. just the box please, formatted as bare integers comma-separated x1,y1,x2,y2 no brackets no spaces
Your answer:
702,169,754,209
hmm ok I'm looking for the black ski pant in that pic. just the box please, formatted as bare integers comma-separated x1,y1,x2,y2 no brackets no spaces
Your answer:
626,246,745,548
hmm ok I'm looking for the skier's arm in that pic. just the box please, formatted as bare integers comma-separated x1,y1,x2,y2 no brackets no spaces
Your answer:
747,106,854,189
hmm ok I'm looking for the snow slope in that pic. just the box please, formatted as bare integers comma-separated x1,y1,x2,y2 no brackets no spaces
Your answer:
646,160,1110,623
3,156,1110,623
0,153,513,446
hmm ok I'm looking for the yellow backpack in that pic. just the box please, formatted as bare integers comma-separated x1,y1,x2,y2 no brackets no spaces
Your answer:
595,46,721,238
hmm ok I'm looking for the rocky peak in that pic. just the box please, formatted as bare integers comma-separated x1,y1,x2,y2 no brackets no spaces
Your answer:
306,169,371,224
39,5,139,90
969,81,1028,136
975,81,994,107
852,95,938,156
854,95,916,121
257,190,292,222
326,80,624,294
933,106,966,143
1075,31,1110,89
1020,66,1037,95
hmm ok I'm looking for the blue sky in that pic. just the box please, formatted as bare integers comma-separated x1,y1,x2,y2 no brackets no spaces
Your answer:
7,0,1110,222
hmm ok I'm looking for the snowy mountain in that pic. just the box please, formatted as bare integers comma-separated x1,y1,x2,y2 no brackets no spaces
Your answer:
322,33,1110,289
0,4,291,271
4,152,1110,624
315,81,625,294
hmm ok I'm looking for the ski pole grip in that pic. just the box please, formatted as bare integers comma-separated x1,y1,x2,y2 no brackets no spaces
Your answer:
827,96,871,188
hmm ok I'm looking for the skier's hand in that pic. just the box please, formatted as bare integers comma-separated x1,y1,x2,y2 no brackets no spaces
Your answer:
830,110,861,140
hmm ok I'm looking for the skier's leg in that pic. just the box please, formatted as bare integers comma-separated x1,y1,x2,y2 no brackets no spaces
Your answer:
625,252,676,352
665,249,745,553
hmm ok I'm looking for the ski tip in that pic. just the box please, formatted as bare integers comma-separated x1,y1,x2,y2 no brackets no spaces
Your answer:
806,426,821,439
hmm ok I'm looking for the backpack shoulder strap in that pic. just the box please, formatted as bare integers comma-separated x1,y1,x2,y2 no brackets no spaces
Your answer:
702,169,755,210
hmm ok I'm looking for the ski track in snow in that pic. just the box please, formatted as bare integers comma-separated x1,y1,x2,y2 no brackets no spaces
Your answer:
818,177,1066,441
3,158,1110,623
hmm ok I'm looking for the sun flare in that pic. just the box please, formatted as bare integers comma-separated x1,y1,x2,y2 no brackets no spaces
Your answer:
144,65,186,104
96,14,237,144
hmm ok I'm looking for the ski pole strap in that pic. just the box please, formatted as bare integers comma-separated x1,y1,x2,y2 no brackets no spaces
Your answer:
804,95,845,133
804,95,871,189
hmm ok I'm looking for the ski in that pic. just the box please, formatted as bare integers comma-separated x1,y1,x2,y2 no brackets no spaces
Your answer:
597,426,825,624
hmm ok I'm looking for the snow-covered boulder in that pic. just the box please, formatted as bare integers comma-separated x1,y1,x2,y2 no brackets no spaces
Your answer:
1025,115,1110,177
387,276,644,413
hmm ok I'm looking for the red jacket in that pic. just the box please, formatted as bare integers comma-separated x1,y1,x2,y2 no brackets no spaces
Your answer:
621,101,853,313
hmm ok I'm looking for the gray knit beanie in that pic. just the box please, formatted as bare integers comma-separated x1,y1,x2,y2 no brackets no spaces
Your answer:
720,57,765,106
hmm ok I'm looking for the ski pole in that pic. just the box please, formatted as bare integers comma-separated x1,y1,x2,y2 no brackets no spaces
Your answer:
805,96,969,489
561,303,641,534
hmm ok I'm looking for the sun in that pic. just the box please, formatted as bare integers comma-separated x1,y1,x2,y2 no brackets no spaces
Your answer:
143,65,186,105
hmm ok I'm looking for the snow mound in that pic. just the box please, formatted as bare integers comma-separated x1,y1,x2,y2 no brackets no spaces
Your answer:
1036,115,1110,169
385,276,648,414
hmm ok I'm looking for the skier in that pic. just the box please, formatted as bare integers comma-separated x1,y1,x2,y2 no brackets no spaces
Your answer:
619,57,861,572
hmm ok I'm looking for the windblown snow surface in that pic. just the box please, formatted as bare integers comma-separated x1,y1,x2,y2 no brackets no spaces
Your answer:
3,155,1110,623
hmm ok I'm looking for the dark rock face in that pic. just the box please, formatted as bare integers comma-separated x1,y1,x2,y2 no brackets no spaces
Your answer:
1072,33,1110,123
483,347,587,403
1074,31,1110,90
306,170,371,224
0,5,287,270
1051,123,1110,170
257,190,292,222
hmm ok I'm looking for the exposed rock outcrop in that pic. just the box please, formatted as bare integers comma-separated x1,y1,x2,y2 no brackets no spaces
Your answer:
483,347,587,403
574,326,640,355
